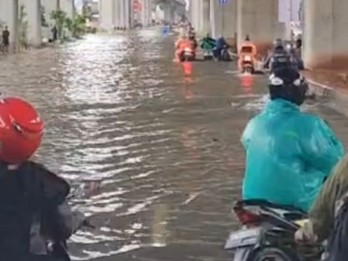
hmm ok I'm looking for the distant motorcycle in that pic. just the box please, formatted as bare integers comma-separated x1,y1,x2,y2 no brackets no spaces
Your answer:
203,49,214,60
241,55,254,74
180,47,195,62
219,45,231,61
225,199,323,261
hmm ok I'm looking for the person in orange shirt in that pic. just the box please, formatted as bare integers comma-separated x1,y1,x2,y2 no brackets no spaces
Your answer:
238,35,258,72
174,34,194,62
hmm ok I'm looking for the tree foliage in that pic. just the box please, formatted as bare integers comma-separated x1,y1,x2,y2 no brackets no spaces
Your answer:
50,10,87,40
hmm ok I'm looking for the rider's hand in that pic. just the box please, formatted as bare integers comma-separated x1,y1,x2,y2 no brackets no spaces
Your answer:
294,221,318,243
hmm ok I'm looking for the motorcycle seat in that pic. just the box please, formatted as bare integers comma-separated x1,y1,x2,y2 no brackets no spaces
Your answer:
234,199,307,221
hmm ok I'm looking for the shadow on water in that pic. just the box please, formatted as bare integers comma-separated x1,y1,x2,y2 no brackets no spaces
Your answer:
0,28,348,260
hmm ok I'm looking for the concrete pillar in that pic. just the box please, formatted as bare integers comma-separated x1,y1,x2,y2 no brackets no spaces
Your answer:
190,0,201,32
202,0,210,34
125,0,134,28
237,0,278,52
99,0,114,31
19,0,41,46
303,0,348,69
141,0,151,26
119,0,126,28
210,0,237,39
41,0,58,27
163,4,174,23
60,0,75,20
192,0,209,34
0,0,19,49
113,0,120,29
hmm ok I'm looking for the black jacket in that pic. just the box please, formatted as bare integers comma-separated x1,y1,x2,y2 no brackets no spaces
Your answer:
264,48,292,71
0,161,70,260
324,194,348,261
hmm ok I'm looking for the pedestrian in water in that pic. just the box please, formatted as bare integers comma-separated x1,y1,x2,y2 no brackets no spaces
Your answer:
51,25,58,43
2,26,10,53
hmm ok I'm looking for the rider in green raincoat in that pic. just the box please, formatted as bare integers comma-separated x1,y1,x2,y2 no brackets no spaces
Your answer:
242,67,344,212
200,33,216,52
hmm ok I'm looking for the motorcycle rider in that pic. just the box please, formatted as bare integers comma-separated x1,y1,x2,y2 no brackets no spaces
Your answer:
242,66,344,212
238,35,258,71
264,38,293,72
200,33,216,53
188,31,198,51
174,33,193,62
286,42,304,70
213,35,229,60
295,153,348,261
0,97,79,261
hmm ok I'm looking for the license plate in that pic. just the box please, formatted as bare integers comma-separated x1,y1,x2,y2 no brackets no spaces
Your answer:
244,56,252,61
224,227,261,250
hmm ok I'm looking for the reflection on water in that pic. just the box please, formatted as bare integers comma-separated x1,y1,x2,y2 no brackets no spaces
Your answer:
0,28,348,260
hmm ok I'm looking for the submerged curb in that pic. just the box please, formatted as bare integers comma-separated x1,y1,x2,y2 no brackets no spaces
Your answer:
307,79,348,116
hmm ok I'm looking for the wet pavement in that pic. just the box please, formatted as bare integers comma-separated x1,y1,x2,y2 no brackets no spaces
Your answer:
0,28,348,261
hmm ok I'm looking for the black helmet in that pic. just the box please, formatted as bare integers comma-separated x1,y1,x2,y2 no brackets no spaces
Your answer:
273,38,284,49
268,67,308,105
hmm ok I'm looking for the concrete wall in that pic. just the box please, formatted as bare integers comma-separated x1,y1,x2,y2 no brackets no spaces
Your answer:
303,0,348,69
140,0,152,26
41,0,58,27
19,0,41,46
60,0,75,19
278,0,301,23
237,0,278,52
0,0,19,47
210,0,237,39
99,0,114,31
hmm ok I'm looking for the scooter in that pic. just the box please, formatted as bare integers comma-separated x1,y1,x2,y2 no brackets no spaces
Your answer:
225,199,323,261
31,184,97,261
241,55,255,74
180,47,195,62
203,49,214,60
220,45,231,61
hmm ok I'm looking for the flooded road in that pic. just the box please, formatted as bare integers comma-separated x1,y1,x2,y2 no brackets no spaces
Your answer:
0,28,348,260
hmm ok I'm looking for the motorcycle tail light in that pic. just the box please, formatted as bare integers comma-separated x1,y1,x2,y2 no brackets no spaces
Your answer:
234,208,261,225
244,55,252,62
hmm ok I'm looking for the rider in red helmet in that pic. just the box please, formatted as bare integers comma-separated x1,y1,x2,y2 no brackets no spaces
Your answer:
0,97,82,261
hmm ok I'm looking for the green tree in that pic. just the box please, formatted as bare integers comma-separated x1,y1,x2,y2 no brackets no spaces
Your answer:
50,10,67,40
70,15,87,38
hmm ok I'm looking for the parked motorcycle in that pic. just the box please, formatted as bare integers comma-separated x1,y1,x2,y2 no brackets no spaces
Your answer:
224,199,323,261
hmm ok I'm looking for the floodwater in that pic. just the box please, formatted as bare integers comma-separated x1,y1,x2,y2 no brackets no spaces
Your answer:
0,28,348,261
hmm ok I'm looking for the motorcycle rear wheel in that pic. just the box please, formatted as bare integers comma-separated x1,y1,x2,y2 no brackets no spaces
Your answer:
248,247,299,261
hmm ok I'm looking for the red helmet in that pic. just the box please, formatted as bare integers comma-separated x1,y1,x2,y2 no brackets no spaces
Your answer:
0,97,44,164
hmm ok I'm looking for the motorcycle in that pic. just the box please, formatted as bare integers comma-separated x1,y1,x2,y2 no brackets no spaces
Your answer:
181,47,195,62
203,49,214,60
225,199,323,261
31,183,98,261
241,55,254,74
219,45,231,61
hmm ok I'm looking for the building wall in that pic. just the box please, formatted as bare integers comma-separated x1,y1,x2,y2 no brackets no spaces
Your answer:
278,0,301,23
